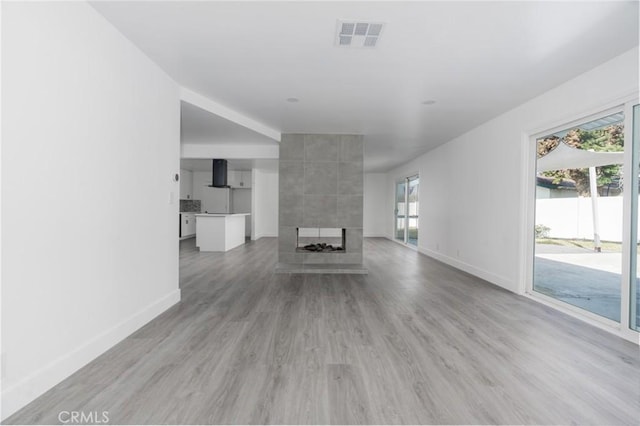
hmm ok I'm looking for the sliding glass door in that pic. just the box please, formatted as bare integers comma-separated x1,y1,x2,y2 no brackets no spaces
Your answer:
395,175,419,246
530,101,640,339
533,111,624,322
395,180,407,243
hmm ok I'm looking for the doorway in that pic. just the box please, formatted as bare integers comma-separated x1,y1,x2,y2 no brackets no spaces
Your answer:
395,175,419,246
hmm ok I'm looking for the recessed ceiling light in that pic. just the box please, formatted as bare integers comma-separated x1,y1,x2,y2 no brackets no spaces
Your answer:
336,20,384,48
286,97,299,103
422,100,437,105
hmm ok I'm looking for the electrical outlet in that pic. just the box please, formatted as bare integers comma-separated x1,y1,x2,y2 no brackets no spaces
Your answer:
456,249,460,258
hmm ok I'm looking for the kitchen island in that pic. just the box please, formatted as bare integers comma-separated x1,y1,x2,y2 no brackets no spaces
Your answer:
195,213,251,252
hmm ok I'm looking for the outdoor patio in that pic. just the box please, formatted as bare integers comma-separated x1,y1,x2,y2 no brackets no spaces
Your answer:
534,243,640,325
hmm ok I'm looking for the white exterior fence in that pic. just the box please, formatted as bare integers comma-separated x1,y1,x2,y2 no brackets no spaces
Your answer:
535,196,636,242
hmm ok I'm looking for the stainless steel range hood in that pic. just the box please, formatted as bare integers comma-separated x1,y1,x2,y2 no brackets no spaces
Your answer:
209,159,228,188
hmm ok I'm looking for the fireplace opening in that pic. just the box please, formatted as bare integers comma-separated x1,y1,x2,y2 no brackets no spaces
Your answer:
296,228,346,253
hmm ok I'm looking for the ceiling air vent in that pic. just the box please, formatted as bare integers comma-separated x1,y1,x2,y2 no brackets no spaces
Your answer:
336,20,384,48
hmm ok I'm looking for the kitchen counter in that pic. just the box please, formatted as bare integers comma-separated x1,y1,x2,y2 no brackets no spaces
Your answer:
195,213,251,252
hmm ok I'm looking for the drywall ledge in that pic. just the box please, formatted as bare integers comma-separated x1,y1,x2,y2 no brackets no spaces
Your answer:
1,290,181,420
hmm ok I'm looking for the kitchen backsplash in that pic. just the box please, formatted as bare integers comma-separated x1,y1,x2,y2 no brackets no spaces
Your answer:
180,199,201,212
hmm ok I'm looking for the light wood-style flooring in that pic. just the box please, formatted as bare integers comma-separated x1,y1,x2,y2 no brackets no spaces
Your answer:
5,237,640,424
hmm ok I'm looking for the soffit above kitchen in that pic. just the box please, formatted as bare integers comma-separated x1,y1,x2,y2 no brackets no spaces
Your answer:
181,101,278,147
180,158,279,172
91,1,639,172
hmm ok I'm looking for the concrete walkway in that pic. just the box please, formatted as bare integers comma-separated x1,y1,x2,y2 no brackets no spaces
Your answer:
534,243,640,324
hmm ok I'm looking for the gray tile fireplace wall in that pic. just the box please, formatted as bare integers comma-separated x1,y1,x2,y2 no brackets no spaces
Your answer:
279,134,364,265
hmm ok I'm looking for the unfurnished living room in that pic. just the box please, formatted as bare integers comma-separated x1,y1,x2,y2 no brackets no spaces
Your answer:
2,1,640,425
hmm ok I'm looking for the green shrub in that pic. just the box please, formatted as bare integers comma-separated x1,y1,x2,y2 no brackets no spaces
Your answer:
535,224,551,238
408,228,418,239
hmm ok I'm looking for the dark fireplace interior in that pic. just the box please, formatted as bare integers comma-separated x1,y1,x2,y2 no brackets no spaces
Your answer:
296,228,346,253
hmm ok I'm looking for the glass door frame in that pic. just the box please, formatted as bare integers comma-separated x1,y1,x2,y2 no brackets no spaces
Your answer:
628,103,640,331
394,179,407,244
394,174,419,247
522,95,639,344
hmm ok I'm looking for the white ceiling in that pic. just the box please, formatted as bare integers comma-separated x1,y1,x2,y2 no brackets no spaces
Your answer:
91,1,639,172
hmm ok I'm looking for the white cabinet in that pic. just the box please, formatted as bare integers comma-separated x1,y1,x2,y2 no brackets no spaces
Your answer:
187,215,196,235
228,170,251,188
180,213,196,237
180,214,188,237
180,215,187,237
180,169,193,200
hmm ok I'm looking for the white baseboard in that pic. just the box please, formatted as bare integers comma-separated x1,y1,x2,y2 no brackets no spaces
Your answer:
417,246,514,291
386,236,419,251
1,289,181,420
382,237,513,291
254,234,277,240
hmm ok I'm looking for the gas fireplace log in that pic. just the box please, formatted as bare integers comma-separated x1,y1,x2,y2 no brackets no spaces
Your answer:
301,243,344,252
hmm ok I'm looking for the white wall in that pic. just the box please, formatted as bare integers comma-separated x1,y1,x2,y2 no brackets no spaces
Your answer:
1,2,180,418
232,189,252,237
363,173,389,237
252,168,278,239
387,47,639,293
